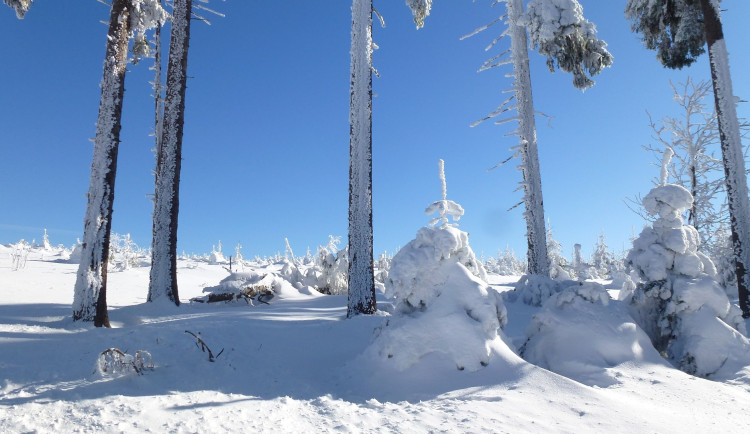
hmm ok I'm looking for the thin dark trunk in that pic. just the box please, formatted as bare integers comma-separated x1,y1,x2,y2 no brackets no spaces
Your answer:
347,0,376,317
689,164,697,229
148,0,192,305
699,0,750,317
72,0,132,327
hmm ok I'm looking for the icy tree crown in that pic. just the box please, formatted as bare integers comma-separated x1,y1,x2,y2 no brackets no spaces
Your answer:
406,0,432,29
425,160,465,228
625,0,706,69
4,0,32,18
519,0,613,89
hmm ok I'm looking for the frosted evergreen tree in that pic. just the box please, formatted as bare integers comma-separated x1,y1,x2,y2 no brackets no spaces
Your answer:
73,0,166,326
148,0,192,306
626,0,750,318
591,232,614,278
464,0,612,277
4,0,31,18
624,150,748,376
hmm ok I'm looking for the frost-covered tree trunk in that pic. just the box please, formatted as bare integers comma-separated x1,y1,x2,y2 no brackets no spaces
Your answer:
699,0,750,317
347,0,377,317
152,7,165,183
507,0,549,277
73,0,132,327
4,0,32,18
148,0,192,305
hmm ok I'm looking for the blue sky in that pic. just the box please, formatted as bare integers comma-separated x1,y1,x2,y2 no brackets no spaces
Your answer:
1,0,749,262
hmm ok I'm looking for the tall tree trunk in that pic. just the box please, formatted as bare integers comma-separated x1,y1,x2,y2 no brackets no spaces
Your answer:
152,10,164,184
148,0,192,305
507,0,549,277
699,0,750,317
347,0,376,317
72,0,132,327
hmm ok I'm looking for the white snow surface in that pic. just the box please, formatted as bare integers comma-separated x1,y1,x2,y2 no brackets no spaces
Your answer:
2,246,750,432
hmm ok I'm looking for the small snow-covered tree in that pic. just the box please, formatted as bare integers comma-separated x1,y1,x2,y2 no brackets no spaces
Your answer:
624,151,748,376
590,232,614,278
4,0,32,18
148,0,192,306
464,0,612,277
626,0,750,318
74,0,166,327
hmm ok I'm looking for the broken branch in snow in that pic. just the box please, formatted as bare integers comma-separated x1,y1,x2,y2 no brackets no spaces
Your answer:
185,330,224,362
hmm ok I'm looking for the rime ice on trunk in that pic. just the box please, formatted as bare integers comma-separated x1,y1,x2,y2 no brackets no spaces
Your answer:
507,0,549,277
72,0,132,327
699,0,750,317
148,0,192,305
347,0,377,317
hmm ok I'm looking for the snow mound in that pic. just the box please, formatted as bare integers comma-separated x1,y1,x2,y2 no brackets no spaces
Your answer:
510,274,560,306
372,225,507,371
522,282,667,386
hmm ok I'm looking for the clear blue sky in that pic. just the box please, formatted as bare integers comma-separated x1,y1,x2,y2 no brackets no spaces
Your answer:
1,1,749,261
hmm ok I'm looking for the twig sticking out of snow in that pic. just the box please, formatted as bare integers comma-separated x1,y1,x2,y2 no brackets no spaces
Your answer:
660,147,675,186
426,159,465,228
185,330,224,362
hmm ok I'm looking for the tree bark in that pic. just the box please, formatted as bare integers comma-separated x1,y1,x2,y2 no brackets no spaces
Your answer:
148,0,192,306
347,0,377,317
699,0,750,317
507,0,549,277
72,0,132,327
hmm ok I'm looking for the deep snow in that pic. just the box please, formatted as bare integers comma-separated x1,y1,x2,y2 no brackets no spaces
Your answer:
2,245,750,433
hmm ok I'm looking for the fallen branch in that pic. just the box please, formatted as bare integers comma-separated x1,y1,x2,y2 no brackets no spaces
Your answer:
185,330,224,362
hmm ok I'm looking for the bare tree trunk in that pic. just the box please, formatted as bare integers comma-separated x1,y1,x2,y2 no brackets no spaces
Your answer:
699,0,750,317
72,0,132,327
507,0,549,277
347,0,376,317
148,0,192,305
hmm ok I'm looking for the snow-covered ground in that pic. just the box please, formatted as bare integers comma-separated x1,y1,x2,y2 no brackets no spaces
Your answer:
1,245,749,433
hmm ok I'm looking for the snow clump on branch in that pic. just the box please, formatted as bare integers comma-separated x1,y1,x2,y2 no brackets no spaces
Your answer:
519,0,613,89
406,0,432,29
130,0,169,64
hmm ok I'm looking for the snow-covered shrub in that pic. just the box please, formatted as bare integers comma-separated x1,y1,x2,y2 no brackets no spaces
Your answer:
374,252,391,285
208,241,227,265
547,225,571,280
625,175,750,377
371,160,507,371
108,233,148,271
511,273,560,307
303,236,348,295
521,281,667,386
95,348,153,376
485,247,526,276
10,239,30,271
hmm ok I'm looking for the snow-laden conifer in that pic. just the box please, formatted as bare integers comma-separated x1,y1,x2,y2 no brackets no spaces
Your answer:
372,160,506,371
4,0,32,18
626,0,750,317
624,150,749,377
